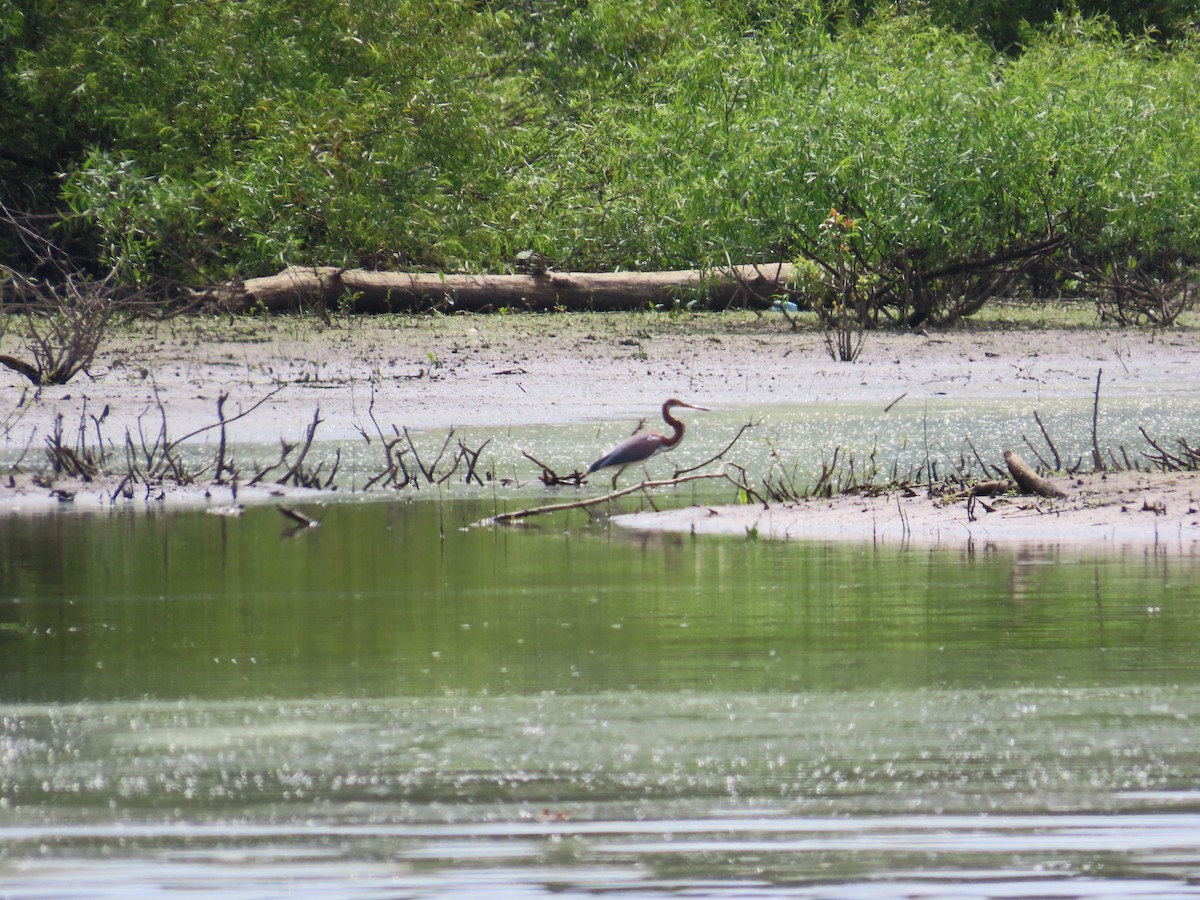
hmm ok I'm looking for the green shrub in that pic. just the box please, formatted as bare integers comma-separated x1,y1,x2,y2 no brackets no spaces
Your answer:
38,0,517,277
1005,19,1200,269
3,0,1200,317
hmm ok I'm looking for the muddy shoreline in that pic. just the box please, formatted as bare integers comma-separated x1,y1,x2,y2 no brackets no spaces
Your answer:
3,311,1200,547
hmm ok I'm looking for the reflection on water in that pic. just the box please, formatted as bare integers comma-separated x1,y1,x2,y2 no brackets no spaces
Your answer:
3,499,1200,898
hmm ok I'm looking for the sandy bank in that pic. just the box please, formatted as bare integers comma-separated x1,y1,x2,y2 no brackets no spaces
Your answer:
613,468,1200,554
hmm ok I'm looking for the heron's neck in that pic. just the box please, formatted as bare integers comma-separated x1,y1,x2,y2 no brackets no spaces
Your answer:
661,406,685,448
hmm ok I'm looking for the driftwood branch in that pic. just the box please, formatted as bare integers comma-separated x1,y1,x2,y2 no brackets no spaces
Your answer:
0,353,42,385
200,264,799,314
482,469,756,525
949,479,1016,499
1003,449,1069,499
277,505,319,528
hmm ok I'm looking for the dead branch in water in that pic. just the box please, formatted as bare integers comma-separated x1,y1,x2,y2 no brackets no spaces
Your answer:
483,468,761,526
405,426,450,483
167,386,284,454
245,408,338,489
277,504,320,527
458,437,490,485
44,410,102,481
1020,433,1054,473
1139,426,1200,472
1032,410,1061,471
279,409,337,488
359,419,493,491
522,450,585,486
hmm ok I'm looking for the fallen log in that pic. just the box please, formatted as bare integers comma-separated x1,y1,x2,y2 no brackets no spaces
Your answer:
1003,449,1069,499
201,263,798,314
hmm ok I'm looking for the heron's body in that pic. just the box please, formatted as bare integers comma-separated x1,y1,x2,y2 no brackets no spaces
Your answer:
588,399,708,482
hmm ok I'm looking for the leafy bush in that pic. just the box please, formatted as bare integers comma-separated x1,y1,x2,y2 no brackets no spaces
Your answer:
36,0,528,277
2,0,1200,324
921,0,1200,51
1005,19,1200,268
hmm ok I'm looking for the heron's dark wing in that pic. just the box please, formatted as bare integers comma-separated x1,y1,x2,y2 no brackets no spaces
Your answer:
587,432,665,472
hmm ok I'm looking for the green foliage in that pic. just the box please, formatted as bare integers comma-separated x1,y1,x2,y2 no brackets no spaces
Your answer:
2,0,1200,312
38,0,513,277
920,0,1200,51
1005,18,1200,268
722,0,1200,48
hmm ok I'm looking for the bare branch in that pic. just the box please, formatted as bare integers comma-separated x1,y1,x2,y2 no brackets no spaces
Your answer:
484,469,755,525
673,420,756,478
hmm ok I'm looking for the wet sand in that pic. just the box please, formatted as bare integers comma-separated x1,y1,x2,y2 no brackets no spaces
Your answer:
614,467,1200,554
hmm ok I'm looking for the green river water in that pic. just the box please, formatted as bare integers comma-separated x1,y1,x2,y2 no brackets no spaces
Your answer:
3,495,1200,898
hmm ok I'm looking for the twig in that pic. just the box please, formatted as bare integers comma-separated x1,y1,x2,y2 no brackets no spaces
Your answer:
811,446,842,497
673,420,755,477
895,493,910,539
214,392,231,483
248,448,289,485
1139,425,1188,470
275,409,323,486
358,385,408,488
1179,437,1200,467
320,449,341,489
425,429,456,481
433,446,463,485
964,435,990,477
1091,368,1105,472
1021,433,1053,471
403,426,445,483
459,438,490,485
166,386,285,451
1033,410,1061,471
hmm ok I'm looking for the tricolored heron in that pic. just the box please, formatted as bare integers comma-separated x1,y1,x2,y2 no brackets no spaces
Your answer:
588,398,709,486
